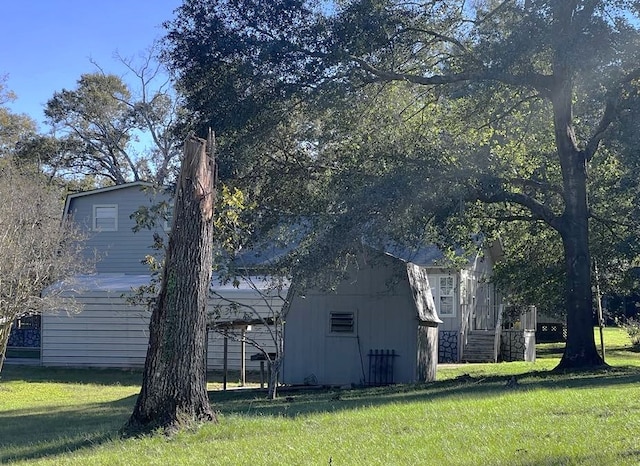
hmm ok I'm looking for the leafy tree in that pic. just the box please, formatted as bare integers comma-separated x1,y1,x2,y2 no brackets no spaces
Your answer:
44,73,139,184
164,0,640,369
0,77,37,158
335,0,640,369
41,48,183,186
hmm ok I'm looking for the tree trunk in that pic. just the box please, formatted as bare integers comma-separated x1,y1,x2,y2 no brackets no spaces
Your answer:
555,150,605,368
550,61,605,369
123,131,217,434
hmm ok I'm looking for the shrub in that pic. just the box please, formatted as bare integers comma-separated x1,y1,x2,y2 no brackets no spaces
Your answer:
618,318,640,347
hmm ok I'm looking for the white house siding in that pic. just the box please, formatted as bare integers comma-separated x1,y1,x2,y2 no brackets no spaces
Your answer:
41,293,150,368
41,276,282,371
427,269,462,333
283,256,421,386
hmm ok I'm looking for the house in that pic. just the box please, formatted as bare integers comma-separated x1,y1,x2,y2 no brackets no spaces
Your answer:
40,274,284,371
394,241,533,365
7,182,281,372
7,182,532,376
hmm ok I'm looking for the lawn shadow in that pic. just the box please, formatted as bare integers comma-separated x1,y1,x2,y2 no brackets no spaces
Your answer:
0,365,143,387
208,365,640,419
0,395,138,464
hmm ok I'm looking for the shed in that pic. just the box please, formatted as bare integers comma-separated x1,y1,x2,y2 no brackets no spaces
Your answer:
282,250,441,386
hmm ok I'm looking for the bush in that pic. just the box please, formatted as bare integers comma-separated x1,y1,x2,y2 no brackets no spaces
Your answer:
618,318,640,347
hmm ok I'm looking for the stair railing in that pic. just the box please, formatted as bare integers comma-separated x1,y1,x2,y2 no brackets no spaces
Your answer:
493,304,504,363
459,302,473,361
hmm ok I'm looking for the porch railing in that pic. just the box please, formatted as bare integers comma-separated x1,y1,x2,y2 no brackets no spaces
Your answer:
459,303,504,362
493,304,504,362
459,303,473,360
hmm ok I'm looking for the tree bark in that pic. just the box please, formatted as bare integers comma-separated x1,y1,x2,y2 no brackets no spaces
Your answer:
124,131,217,434
550,26,605,369
555,144,604,368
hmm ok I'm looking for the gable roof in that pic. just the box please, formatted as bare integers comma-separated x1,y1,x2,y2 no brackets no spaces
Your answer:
63,181,156,215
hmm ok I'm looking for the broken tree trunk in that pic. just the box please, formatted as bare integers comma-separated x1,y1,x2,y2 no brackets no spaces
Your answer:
124,131,217,434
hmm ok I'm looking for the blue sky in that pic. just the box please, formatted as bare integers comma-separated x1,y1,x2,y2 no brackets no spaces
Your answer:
2,0,182,129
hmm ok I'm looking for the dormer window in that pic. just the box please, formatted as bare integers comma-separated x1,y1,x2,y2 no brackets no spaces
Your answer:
93,205,118,231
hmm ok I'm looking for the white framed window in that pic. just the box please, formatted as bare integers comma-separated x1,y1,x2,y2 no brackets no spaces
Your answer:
163,201,174,232
93,205,118,231
439,276,455,317
329,311,356,335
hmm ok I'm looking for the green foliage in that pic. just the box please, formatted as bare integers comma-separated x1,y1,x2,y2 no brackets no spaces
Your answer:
36,52,183,187
163,0,640,363
0,78,37,158
617,317,640,347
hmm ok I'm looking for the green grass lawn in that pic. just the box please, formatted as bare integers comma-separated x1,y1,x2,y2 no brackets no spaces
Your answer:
1,327,639,465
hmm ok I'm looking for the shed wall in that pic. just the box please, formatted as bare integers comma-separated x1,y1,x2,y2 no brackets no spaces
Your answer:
283,257,420,386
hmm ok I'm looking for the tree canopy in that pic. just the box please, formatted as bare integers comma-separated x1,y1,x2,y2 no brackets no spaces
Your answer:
163,0,640,368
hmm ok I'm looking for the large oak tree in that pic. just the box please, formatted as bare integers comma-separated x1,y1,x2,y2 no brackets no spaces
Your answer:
163,0,640,369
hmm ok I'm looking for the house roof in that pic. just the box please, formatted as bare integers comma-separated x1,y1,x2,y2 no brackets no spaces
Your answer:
384,244,452,267
44,273,289,296
63,181,156,215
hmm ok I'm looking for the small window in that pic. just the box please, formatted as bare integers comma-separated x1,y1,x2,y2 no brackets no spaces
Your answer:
164,202,174,231
330,312,355,334
439,276,455,317
93,205,118,231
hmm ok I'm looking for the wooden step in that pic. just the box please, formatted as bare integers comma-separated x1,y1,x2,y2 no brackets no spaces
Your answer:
463,331,497,362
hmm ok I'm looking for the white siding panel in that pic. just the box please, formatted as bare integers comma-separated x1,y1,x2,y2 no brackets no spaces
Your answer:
42,290,281,371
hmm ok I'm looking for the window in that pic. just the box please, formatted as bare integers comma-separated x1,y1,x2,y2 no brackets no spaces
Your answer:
439,276,455,317
163,201,174,231
93,205,118,231
330,311,355,334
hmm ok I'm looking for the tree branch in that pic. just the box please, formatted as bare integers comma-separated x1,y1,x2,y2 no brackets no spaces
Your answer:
584,67,640,162
351,56,554,93
476,188,561,230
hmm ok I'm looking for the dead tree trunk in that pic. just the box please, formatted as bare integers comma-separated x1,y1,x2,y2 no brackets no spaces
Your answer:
124,131,217,434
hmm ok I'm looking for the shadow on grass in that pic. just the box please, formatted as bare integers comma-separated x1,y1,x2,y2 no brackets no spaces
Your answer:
2,358,639,462
0,395,137,464
208,365,640,419
536,338,640,359
0,365,266,387
512,448,640,466
0,365,143,386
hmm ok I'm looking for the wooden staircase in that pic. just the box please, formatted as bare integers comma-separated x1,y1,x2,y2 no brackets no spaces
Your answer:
462,330,497,363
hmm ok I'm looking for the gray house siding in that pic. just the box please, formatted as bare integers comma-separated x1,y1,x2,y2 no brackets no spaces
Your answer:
41,292,151,367
283,254,432,386
35,184,286,371
67,183,169,275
